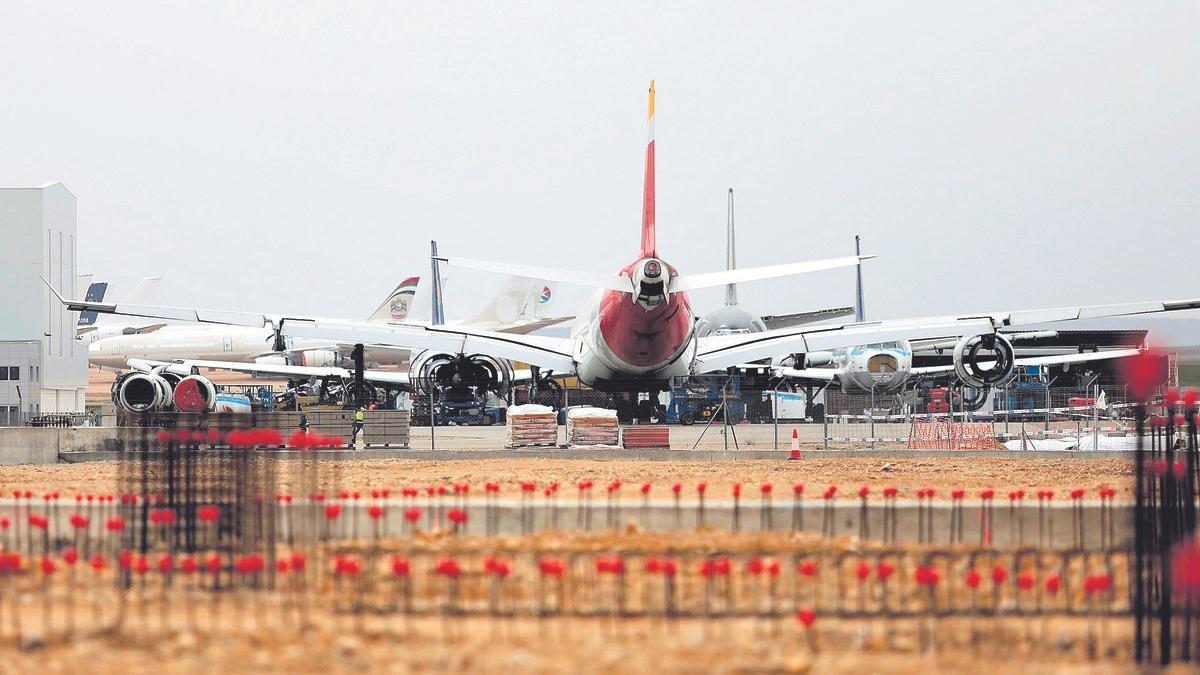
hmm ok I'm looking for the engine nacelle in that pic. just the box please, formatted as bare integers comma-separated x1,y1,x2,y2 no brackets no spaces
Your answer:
150,363,193,389
254,350,343,368
294,349,343,368
409,351,514,399
802,352,834,368
174,375,218,413
953,333,1016,389
112,372,174,414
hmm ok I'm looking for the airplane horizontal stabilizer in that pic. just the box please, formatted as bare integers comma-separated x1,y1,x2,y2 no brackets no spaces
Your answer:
436,257,631,292
673,255,873,292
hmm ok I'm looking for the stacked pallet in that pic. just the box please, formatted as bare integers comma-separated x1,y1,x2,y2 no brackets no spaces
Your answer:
566,407,619,448
622,424,670,449
507,404,559,447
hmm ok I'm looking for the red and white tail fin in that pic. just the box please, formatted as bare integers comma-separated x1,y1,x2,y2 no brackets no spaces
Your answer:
640,80,656,258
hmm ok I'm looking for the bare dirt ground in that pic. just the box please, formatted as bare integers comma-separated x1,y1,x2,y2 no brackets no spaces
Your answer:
0,615,1134,674
0,457,1131,501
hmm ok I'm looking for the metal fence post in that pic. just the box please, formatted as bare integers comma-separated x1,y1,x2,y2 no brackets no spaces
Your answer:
822,411,828,450
1044,383,1051,433
773,378,784,451
869,385,876,450
429,385,436,451
1093,383,1100,452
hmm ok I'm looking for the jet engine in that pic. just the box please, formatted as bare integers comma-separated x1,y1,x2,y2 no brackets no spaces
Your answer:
409,351,514,400
173,375,218,413
149,363,193,389
112,372,174,414
952,333,1016,389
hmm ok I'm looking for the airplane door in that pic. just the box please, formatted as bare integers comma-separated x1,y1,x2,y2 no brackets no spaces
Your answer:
223,337,233,352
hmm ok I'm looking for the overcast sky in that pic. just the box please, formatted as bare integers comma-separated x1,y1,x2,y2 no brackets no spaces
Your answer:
2,3,1197,342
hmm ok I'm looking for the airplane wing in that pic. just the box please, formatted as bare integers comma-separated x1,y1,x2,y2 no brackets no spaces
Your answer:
910,348,1144,376
492,316,575,335
761,306,856,330
694,298,1200,373
134,358,412,385
773,367,839,382
45,279,578,372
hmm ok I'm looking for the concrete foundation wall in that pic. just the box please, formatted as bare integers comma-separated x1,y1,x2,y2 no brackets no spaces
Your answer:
0,427,145,464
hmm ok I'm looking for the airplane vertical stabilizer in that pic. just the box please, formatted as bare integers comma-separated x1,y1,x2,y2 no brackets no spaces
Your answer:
430,240,446,326
366,277,419,322
854,235,866,322
725,188,737,306
640,80,656,258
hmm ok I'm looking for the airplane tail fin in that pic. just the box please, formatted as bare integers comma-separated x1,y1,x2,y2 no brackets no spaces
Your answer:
77,280,109,327
467,278,558,325
122,277,162,305
640,80,656,258
96,277,160,324
365,277,420,322
725,188,737,306
854,235,865,323
430,240,446,326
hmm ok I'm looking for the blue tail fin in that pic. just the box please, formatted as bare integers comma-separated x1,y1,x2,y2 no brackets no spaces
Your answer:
77,281,109,327
430,240,445,326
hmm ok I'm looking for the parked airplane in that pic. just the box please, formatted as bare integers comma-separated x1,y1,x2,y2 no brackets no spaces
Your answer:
774,236,1146,397
48,81,1200,408
95,272,570,413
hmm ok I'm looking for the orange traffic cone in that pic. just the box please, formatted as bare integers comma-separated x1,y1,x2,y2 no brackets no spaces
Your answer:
788,428,801,460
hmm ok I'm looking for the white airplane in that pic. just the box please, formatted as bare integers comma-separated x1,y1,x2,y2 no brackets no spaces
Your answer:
95,271,570,413
774,235,1148,396
76,277,163,343
47,81,1200,403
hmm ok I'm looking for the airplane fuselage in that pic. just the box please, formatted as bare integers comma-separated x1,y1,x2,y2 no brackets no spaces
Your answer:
832,340,913,393
89,327,410,370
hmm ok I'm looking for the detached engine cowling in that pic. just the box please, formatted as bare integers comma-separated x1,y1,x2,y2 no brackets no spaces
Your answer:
112,372,174,414
953,333,1016,389
409,351,514,400
174,375,217,413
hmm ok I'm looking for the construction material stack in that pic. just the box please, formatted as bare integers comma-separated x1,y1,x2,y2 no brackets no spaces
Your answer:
566,406,620,448
506,403,558,447
622,425,670,449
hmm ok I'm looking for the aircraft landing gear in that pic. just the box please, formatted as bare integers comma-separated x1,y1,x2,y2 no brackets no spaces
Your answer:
346,343,376,407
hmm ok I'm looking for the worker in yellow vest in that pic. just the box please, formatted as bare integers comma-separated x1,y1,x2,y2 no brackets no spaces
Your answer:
352,407,365,446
